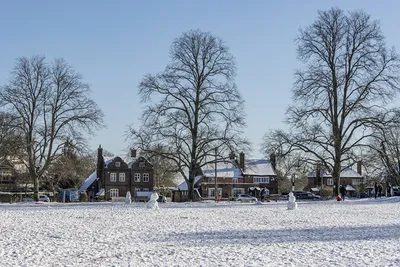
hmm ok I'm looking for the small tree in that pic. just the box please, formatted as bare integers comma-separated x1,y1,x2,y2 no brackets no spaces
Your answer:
0,56,104,200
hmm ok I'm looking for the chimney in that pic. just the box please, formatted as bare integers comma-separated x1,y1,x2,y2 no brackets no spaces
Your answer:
97,145,103,169
270,153,276,170
357,160,362,175
96,145,104,190
130,148,137,158
239,152,245,170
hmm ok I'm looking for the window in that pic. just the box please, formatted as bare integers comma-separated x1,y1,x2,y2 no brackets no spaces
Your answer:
143,173,149,182
232,178,238,184
143,188,149,192
110,189,119,198
327,178,334,185
119,173,125,182
135,188,141,192
134,173,140,182
110,173,116,182
139,161,145,167
232,188,245,197
253,176,270,184
115,162,120,167
208,188,222,197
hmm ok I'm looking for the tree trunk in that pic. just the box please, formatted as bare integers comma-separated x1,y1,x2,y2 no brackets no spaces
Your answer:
33,176,39,201
187,170,194,201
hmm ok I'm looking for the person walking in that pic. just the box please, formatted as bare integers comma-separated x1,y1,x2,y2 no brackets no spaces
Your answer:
378,183,383,198
339,185,347,201
374,182,378,198
387,182,392,197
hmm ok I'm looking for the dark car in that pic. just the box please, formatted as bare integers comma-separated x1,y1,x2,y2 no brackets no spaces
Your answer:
157,195,167,203
295,192,321,200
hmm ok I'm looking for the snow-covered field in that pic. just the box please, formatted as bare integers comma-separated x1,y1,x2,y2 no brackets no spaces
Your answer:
1,197,399,267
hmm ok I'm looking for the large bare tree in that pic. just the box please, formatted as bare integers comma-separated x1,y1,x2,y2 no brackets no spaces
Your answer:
0,56,104,200
128,30,248,201
263,8,400,195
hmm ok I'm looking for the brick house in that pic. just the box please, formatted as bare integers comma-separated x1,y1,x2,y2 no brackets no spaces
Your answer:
79,145,155,201
305,161,365,196
172,152,278,202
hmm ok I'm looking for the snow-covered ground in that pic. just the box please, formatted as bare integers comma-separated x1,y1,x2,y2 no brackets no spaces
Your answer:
1,197,399,267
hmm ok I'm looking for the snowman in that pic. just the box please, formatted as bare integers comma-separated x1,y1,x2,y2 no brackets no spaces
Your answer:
147,191,159,210
287,192,298,210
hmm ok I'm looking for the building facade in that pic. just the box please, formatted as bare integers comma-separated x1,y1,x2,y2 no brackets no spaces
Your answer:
79,145,155,201
173,152,278,202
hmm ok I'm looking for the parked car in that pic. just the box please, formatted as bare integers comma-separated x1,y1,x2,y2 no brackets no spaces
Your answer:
22,197,34,202
39,195,50,202
393,186,400,196
157,195,167,203
234,194,258,202
294,192,321,200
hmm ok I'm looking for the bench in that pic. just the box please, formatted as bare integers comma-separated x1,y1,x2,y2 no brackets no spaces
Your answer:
111,197,126,202
265,194,280,202
134,196,149,202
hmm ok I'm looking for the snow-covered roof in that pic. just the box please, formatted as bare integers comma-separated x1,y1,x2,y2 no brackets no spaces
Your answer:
79,171,97,192
175,175,203,190
202,161,242,178
346,185,356,191
308,168,363,179
243,159,276,176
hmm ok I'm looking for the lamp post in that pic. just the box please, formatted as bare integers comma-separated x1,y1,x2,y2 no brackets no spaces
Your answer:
291,173,296,192
215,147,218,202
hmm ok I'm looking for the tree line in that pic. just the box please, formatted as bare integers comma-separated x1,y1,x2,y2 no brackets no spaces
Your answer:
1,7,400,201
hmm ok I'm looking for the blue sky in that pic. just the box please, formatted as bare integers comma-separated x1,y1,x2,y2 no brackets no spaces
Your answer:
1,0,399,158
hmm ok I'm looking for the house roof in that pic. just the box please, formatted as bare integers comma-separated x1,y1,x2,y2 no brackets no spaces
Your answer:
202,161,243,178
79,171,97,192
308,168,363,179
175,175,203,190
243,159,276,176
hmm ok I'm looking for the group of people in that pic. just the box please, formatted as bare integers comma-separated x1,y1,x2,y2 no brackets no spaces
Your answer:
374,182,392,198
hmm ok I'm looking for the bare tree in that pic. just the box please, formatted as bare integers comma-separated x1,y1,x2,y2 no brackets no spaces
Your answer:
263,8,400,195
44,150,97,191
364,126,400,186
128,30,248,201
141,145,180,188
0,56,104,200
0,112,24,160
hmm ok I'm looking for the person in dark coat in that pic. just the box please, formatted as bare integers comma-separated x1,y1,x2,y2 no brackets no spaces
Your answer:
378,183,383,197
387,182,392,197
339,185,346,201
374,182,378,198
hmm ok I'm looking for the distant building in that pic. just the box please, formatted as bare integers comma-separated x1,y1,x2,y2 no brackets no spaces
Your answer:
79,145,155,201
172,152,278,202
306,161,365,196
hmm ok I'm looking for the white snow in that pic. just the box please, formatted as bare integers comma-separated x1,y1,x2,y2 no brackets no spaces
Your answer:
1,197,400,266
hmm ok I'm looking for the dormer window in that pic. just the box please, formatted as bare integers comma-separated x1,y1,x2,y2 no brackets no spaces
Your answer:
139,161,145,168
115,162,121,167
